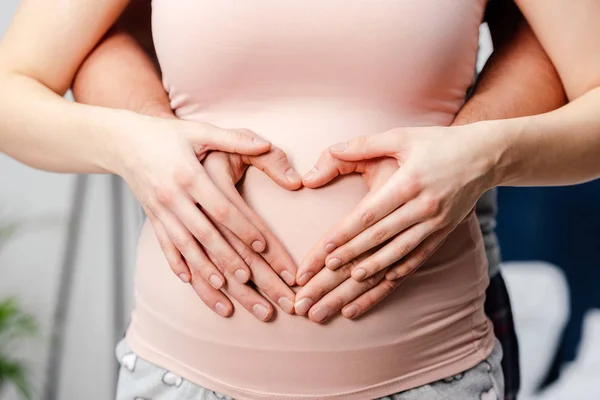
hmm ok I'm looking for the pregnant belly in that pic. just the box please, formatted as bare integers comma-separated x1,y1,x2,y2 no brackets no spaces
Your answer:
128,104,493,397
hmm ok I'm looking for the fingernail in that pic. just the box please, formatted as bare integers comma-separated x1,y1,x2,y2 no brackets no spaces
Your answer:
285,168,301,183
303,167,317,181
326,257,342,270
280,270,295,286
235,269,249,282
297,272,314,286
324,243,336,253
215,302,229,317
343,305,359,319
386,271,397,280
294,298,313,315
179,273,190,283
251,240,265,252
329,142,348,152
311,306,330,323
352,268,367,281
252,304,270,321
278,297,294,314
209,274,224,289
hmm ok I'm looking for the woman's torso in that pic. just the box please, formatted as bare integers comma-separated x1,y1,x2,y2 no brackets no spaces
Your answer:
127,1,494,399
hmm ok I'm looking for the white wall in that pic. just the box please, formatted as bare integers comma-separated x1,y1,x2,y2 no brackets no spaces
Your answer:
0,4,139,399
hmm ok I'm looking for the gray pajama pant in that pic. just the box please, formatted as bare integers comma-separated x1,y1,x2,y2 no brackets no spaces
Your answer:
115,339,504,400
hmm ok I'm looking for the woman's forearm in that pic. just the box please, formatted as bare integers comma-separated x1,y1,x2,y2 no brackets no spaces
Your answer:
487,86,600,187
0,0,138,174
0,71,135,174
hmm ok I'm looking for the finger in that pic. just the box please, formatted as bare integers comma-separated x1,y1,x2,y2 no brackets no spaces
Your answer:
194,125,272,156
189,271,234,318
151,203,227,288
325,199,427,272
328,130,402,161
302,150,364,188
204,169,298,286
245,147,302,190
297,172,415,282
183,165,267,253
144,208,191,283
225,273,276,322
385,229,450,280
341,277,403,319
354,222,436,281
294,254,368,316
308,270,386,323
216,223,295,315
320,171,418,255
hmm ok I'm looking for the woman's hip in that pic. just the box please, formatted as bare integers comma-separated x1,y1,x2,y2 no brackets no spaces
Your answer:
115,338,504,400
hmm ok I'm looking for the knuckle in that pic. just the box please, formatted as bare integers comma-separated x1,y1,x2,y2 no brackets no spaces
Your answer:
172,235,191,250
237,247,254,267
270,147,287,163
363,274,380,288
155,186,175,206
192,226,209,243
381,280,398,296
371,227,389,243
231,129,246,142
395,241,413,258
341,247,356,263
174,167,196,190
212,204,231,223
329,296,346,311
404,174,423,195
360,209,377,226
353,135,369,151
421,196,442,217
311,284,328,299
258,279,274,293
215,255,234,271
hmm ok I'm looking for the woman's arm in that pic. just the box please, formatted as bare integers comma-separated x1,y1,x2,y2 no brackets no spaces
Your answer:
296,0,599,292
486,0,600,187
70,2,299,320
0,0,131,173
0,0,302,312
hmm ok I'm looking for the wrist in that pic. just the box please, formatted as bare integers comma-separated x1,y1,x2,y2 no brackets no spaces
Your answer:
93,107,149,175
474,119,526,188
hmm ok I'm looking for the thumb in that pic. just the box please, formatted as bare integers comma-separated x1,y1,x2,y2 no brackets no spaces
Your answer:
192,124,272,156
328,130,401,161
302,150,365,189
247,147,302,191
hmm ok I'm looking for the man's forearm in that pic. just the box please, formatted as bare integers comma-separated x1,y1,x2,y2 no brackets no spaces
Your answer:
72,5,173,119
454,20,566,126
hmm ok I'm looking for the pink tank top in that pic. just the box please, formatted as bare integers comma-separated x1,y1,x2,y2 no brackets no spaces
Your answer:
127,1,494,399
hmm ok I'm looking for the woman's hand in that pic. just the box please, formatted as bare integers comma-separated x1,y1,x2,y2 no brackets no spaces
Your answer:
294,155,406,321
114,115,299,295
196,148,301,321
296,124,496,286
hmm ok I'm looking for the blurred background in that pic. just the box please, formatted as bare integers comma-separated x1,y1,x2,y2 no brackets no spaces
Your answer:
1,1,599,400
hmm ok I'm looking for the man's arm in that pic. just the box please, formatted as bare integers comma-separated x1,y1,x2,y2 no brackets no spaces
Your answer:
71,1,171,118
454,0,566,126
